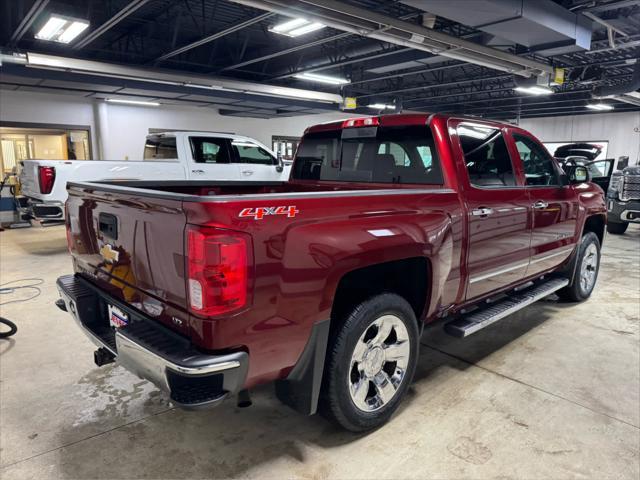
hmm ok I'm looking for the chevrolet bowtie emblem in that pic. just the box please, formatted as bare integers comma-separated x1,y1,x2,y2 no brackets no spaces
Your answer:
99,244,119,263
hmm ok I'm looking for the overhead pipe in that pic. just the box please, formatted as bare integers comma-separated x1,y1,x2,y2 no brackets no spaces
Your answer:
0,51,343,105
0,52,28,66
229,0,553,77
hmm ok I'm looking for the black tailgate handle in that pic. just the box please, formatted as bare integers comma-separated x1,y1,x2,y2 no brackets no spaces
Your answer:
99,213,118,240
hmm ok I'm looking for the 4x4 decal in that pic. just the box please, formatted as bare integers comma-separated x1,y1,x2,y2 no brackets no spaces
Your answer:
239,206,300,220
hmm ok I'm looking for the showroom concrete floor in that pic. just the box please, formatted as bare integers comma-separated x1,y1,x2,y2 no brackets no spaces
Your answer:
0,225,638,479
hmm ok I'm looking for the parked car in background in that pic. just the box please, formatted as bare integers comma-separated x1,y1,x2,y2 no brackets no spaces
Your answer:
56,114,606,432
607,164,640,234
19,131,287,222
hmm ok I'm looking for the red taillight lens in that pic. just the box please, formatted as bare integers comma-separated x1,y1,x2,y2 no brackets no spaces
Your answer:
186,226,251,316
342,117,380,128
38,166,56,194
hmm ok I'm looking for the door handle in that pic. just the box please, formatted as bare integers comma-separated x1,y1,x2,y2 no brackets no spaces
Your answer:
242,170,254,176
192,169,204,174
533,200,549,209
471,207,494,217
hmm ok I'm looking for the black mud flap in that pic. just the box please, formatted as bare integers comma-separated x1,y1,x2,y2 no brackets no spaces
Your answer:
275,319,330,415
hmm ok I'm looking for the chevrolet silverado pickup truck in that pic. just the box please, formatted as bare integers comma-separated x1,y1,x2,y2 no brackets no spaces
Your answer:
19,131,286,223
56,114,606,432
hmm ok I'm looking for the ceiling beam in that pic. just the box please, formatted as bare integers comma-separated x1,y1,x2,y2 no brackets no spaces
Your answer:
234,0,552,76
583,11,630,37
9,0,49,46
270,48,412,80
73,0,150,50
583,0,640,13
155,12,274,62
220,32,351,71
356,74,512,99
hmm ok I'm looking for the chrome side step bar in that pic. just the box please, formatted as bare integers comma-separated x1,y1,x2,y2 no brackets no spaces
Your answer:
445,277,570,338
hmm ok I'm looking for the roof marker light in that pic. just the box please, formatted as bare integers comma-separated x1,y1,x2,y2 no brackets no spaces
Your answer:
342,117,380,128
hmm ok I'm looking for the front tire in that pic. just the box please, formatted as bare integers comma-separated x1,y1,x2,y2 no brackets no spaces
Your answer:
607,221,628,235
558,232,601,302
319,293,419,432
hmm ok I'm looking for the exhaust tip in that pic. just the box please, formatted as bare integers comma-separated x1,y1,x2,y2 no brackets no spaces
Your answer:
237,389,252,408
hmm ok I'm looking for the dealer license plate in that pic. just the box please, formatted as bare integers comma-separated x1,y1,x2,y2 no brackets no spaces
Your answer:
108,304,129,329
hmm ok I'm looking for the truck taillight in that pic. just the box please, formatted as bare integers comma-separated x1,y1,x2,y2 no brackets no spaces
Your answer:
186,226,251,316
38,166,56,194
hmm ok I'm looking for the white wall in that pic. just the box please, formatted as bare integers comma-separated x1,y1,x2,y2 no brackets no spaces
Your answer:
520,111,640,166
4,89,639,166
0,89,354,160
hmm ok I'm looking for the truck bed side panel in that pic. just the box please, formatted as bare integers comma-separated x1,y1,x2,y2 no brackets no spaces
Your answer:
183,189,463,386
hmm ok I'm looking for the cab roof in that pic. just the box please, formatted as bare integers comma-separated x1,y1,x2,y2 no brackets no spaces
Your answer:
304,112,514,134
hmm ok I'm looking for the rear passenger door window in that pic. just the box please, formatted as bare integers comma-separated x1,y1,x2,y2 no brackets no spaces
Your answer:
513,134,559,186
457,124,517,188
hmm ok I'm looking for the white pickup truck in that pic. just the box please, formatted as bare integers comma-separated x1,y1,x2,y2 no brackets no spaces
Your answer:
19,131,289,222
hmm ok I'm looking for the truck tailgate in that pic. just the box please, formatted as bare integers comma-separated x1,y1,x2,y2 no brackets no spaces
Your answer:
66,183,189,333
20,160,44,198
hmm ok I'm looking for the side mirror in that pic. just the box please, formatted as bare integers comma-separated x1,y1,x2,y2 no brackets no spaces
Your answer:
617,156,629,170
568,165,590,184
275,152,284,173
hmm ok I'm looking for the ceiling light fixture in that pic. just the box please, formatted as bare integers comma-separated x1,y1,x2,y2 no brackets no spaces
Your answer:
514,86,553,95
105,98,160,106
586,103,614,111
294,72,349,85
269,18,325,37
35,15,89,44
368,103,395,110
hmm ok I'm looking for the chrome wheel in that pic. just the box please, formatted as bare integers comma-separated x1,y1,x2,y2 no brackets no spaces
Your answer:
348,314,410,413
579,243,599,293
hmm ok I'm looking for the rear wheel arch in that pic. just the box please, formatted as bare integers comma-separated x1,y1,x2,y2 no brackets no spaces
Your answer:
329,257,432,332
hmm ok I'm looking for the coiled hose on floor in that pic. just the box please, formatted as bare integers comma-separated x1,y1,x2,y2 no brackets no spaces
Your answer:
0,278,44,339
0,318,17,338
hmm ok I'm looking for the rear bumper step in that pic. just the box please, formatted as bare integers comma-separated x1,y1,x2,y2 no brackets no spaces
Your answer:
445,277,570,338
56,274,248,409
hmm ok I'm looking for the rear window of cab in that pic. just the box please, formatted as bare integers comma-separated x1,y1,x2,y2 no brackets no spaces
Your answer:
293,125,443,185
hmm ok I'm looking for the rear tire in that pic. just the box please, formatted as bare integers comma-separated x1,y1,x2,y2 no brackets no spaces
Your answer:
319,293,419,432
557,232,601,302
606,221,628,235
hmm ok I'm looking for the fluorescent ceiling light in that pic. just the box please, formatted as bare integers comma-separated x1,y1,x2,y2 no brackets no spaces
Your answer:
586,103,614,111
514,86,553,95
35,15,89,44
294,72,349,85
288,22,325,36
368,103,395,110
269,18,326,37
106,99,160,106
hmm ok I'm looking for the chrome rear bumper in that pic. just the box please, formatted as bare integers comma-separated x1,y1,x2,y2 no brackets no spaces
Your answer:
18,198,64,221
56,274,248,409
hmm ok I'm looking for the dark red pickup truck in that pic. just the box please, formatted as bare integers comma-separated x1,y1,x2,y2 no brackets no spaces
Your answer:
57,113,606,431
